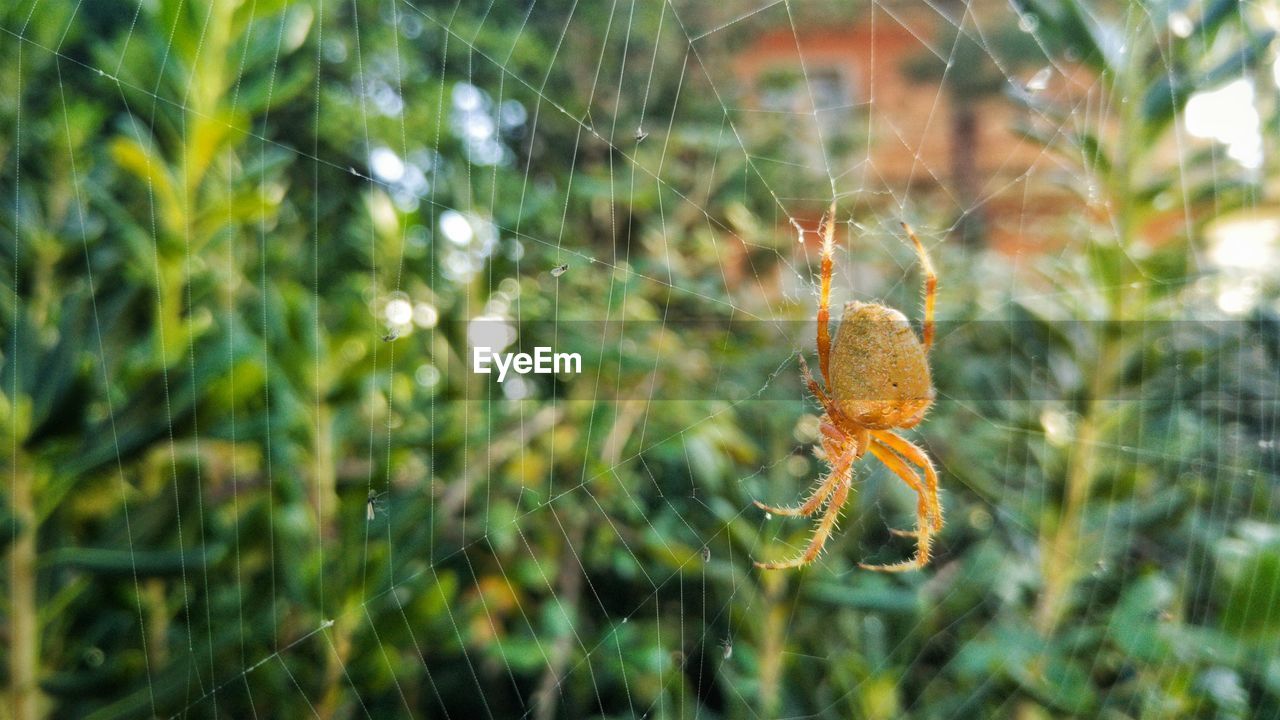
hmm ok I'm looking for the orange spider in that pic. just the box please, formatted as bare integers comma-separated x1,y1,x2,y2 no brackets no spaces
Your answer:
755,203,943,572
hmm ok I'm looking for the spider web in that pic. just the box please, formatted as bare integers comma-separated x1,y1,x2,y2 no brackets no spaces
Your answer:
5,0,1280,718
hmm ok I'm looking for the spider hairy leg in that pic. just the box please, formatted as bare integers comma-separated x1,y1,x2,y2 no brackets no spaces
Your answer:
752,435,853,518
873,430,943,531
797,354,831,408
817,201,837,384
819,421,844,444
857,556,929,574
868,443,929,541
900,221,936,353
752,485,831,519
857,441,933,572
754,476,852,570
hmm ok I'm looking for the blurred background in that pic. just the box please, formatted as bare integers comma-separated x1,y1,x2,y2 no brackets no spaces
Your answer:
3,0,1280,717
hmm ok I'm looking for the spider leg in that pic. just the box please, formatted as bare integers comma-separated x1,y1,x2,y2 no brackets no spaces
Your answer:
900,221,936,353
800,355,862,455
857,440,932,572
817,201,837,385
754,475,852,570
818,420,844,444
753,434,853,518
797,353,832,409
800,356,863,451
752,481,835,518
873,430,943,531
867,442,929,540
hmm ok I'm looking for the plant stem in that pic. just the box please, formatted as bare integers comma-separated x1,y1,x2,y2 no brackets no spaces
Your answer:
1035,339,1116,633
317,612,355,720
315,401,336,536
534,521,586,720
1035,21,1148,635
145,579,170,671
759,571,786,717
9,451,40,720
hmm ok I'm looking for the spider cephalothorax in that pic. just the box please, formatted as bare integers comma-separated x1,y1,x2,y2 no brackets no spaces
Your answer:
755,203,943,572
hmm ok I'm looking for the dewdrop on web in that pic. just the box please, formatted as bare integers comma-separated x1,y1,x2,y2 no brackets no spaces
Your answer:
1025,66,1051,92
1167,11,1193,38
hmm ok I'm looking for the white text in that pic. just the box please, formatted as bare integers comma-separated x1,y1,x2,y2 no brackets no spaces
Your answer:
472,346,581,382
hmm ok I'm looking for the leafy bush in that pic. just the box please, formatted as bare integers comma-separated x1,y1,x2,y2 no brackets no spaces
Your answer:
2,1,1278,718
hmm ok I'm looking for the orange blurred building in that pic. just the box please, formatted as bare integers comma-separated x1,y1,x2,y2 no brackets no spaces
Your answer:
727,1,1093,256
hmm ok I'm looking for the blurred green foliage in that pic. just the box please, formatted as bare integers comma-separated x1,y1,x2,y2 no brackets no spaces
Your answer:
2,0,1279,718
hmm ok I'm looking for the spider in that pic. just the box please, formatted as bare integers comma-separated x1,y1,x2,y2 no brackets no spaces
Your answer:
754,203,943,572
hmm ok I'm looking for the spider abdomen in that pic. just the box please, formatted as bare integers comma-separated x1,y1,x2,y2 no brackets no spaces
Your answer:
830,301,934,429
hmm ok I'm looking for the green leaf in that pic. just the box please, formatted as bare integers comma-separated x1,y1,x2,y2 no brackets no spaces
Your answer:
1015,0,1114,74
43,544,227,577
1220,544,1280,640
1108,573,1175,661
805,578,922,615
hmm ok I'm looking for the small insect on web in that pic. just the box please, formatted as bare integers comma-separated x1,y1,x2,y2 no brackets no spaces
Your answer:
551,263,569,277
366,489,388,521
